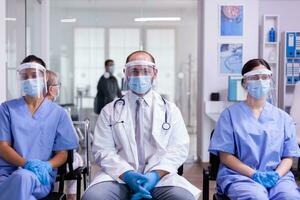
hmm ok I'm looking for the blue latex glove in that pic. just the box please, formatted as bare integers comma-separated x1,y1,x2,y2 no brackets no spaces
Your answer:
265,171,280,187
123,171,150,195
131,192,152,200
142,171,160,191
23,159,53,185
252,171,280,189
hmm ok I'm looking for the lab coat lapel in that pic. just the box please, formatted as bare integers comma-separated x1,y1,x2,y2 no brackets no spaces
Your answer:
121,95,139,166
151,92,166,148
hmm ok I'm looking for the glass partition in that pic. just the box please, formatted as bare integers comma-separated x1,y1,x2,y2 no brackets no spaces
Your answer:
6,0,26,99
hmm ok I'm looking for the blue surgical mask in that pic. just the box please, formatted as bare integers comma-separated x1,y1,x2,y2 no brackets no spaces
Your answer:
21,78,45,97
128,76,152,94
246,79,271,99
108,65,114,74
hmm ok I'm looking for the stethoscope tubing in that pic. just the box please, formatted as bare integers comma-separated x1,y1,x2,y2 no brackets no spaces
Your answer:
111,96,171,130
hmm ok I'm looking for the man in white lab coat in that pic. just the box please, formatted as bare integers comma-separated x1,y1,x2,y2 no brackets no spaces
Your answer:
82,50,201,200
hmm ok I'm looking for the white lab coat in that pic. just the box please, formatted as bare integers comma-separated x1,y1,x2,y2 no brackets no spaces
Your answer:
89,91,201,199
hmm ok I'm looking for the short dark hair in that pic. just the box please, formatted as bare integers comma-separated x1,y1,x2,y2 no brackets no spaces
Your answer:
105,59,114,67
241,58,271,85
126,50,155,63
21,55,46,68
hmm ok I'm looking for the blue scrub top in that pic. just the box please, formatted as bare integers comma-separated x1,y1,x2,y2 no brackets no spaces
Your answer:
0,97,79,176
209,101,300,194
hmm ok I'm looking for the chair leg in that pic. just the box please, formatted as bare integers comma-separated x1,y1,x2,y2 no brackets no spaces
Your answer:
203,168,210,200
77,176,82,200
83,172,87,190
58,174,65,194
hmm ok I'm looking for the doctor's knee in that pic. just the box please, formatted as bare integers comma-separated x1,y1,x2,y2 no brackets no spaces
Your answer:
152,186,195,200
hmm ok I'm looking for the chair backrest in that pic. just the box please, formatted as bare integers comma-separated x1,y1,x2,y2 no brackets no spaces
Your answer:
56,150,74,175
66,150,74,172
209,130,220,180
54,150,75,193
290,82,300,144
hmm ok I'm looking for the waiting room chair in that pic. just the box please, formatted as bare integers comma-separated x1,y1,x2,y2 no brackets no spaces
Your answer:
63,150,88,200
42,150,87,200
41,151,70,200
290,81,300,176
202,130,230,200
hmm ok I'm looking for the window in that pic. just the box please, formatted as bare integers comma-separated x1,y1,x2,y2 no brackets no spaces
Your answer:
109,28,140,86
74,28,105,107
146,29,175,101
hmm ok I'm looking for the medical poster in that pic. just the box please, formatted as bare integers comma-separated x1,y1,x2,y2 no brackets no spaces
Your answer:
219,43,243,74
220,5,243,36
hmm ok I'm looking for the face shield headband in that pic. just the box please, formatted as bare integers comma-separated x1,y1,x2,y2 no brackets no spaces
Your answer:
243,68,272,78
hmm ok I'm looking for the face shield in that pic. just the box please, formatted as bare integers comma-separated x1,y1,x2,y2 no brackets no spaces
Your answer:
243,68,276,104
17,62,47,98
124,60,156,94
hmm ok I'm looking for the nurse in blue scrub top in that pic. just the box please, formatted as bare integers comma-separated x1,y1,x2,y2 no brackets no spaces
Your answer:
209,58,300,200
0,55,78,200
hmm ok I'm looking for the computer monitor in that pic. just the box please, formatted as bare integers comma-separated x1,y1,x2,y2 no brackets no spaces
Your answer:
228,76,247,101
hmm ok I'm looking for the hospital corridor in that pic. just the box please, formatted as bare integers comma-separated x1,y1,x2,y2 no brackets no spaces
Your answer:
1,0,300,200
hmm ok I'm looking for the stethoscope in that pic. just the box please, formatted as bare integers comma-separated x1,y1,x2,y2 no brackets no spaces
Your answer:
109,95,171,130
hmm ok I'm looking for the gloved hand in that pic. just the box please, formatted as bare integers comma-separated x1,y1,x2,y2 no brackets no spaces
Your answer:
123,171,150,195
265,171,280,187
131,192,152,200
252,171,280,189
23,159,53,185
142,171,160,191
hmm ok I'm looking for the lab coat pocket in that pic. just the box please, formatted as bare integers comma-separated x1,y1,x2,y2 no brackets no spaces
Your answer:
156,129,172,148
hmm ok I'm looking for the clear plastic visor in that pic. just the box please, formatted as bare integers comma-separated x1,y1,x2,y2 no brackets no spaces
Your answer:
243,69,276,104
17,62,47,98
244,74,272,81
125,65,156,77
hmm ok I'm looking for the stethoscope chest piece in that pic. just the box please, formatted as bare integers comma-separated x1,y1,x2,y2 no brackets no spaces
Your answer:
162,122,171,130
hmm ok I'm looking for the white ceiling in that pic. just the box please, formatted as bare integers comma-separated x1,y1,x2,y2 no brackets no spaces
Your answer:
50,0,197,10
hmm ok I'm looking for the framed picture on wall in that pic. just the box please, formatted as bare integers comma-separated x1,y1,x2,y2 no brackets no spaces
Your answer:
219,43,243,74
220,5,244,36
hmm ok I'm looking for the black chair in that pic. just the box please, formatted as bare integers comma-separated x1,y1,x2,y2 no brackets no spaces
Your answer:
42,150,87,200
63,150,88,200
178,165,184,176
41,153,69,200
290,145,300,180
202,130,230,200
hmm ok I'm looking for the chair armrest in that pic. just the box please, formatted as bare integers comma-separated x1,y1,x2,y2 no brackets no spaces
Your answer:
64,166,86,180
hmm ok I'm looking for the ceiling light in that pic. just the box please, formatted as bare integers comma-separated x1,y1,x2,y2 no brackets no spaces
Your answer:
60,18,77,23
134,17,181,22
5,17,16,21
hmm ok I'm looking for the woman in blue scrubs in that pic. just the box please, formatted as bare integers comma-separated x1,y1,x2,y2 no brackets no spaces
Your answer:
0,55,78,200
209,58,300,200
